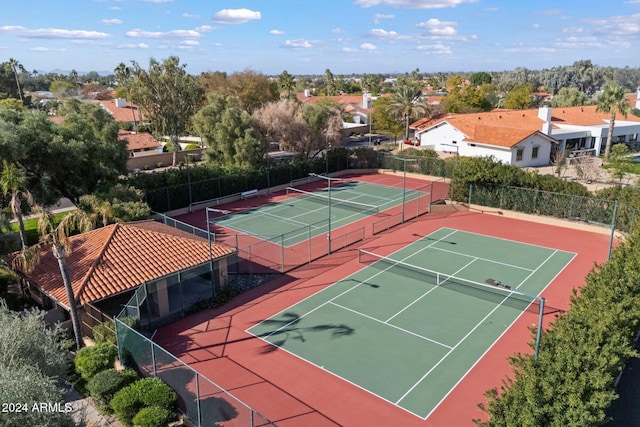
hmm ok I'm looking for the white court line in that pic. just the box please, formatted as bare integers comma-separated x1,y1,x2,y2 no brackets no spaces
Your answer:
384,257,479,323
256,229,459,340
329,301,452,349
428,245,535,272
395,248,560,407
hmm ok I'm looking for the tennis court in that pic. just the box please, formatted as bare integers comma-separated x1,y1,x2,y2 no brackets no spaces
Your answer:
209,179,430,246
248,227,575,419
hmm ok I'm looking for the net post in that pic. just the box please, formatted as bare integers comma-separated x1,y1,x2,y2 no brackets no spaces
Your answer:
308,225,311,264
195,372,202,427
358,249,361,263
281,234,285,273
534,296,545,359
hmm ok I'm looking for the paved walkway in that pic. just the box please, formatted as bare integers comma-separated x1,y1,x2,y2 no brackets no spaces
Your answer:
62,380,124,427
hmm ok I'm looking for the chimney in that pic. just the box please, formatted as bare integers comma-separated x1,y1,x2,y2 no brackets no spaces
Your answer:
304,89,310,98
115,98,127,108
363,92,372,109
636,87,640,109
538,106,552,135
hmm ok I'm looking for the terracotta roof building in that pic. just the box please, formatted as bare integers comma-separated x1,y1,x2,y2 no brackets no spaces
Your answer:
412,105,640,166
13,220,236,329
119,130,162,157
93,98,144,124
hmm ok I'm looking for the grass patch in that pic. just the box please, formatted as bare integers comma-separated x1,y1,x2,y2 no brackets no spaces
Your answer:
10,211,73,246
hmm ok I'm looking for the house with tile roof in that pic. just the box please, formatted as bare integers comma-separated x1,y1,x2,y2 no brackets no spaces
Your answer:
119,130,162,157
11,220,237,332
412,105,640,167
93,98,144,125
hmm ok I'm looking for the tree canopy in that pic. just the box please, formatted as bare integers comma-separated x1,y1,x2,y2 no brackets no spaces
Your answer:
0,101,128,205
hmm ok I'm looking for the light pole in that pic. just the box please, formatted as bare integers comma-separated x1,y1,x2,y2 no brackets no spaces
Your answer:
368,108,373,146
185,153,195,212
309,173,342,255
394,157,418,223
485,278,546,360
325,133,332,175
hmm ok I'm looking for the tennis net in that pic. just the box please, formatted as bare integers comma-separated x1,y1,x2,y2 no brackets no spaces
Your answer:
357,249,540,311
286,186,379,216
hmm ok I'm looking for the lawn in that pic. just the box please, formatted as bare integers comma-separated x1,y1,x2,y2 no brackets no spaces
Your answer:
10,211,73,245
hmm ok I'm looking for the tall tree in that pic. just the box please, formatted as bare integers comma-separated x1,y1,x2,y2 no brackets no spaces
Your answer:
5,58,25,102
200,69,278,113
0,161,31,249
503,83,535,109
0,104,128,206
387,83,429,145
278,70,295,100
597,81,630,159
192,94,263,167
325,68,335,96
13,209,95,350
114,62,138,127
130,56,205,166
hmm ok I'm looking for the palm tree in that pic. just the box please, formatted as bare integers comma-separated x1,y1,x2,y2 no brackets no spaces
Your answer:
114,62,138,128
1,161,31,249
13,209,94,349
325,68,335,96
387,84,429,150
597,81,630,159
278,70,295,100
6,58,25,102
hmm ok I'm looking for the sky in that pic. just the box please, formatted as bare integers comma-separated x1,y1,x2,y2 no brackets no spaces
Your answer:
1,0,639,76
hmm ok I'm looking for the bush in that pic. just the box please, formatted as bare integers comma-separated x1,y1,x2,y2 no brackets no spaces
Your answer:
92,321,116,345
184,143,200,150
110,377,177,426
132,406,176,427
74,342,118,381
156,162,164,168
87,369,138,413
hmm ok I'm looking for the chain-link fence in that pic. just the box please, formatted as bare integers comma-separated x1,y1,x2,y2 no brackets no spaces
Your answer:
115,315,276,427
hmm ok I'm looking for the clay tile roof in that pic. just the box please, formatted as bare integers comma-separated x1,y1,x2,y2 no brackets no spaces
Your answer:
17,220,236,308
93,99,144,122
118,130,162,151
470,125,537,148
412,105,640,148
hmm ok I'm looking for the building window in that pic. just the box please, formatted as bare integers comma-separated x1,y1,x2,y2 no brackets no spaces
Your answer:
516,148,524,161
532,146,539,159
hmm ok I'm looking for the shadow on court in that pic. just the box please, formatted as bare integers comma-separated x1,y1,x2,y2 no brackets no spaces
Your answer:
258,312,355,354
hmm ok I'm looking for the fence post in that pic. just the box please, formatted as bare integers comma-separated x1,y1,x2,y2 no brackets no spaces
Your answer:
308,225,312,264
195,372,202,427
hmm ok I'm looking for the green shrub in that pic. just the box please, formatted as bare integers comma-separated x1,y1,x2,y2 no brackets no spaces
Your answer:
74,342,118,381
132,405,176,427
92,321,116,345
110,377,177,426
184,143,200,150
156,162,164,168
87,369,138,413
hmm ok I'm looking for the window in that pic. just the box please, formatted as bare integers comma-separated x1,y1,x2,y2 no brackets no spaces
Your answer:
516,148,524,161
531,146,539,159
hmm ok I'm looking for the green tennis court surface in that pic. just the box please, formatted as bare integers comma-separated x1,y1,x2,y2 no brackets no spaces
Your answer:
211,180,429,246
248,227,575,419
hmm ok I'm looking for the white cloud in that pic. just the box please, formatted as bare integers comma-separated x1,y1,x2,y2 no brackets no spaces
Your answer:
355,0,478,9
360,42,377,50
29,47,66,52
213,9,261,24
582,13,640,36
283,39,313,48
182,13,201,19
110,6,121,10
369,28,399,38
196,25,213,32
126,28,201,38
180,40,199,46
342,47,358,52
0,25,110,39
144,0,172,3
101,19,122,25
116,43,149,49
332,28,346,34
532,23,540,29
416,18,457,35
373,14,394,24
269,29,285,35
416,43,451,53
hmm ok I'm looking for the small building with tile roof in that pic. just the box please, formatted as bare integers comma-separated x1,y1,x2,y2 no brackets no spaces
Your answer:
119,130,163,157
11,220,237,331
412,105,640,166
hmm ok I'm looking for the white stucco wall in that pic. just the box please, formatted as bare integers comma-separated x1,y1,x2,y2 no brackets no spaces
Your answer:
417,122,553,166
